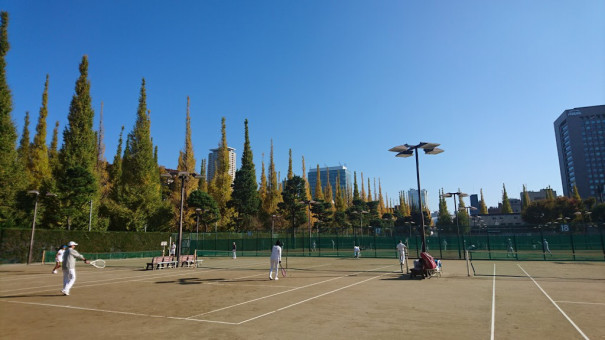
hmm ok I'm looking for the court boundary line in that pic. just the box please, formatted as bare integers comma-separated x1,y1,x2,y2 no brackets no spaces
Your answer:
3,300,238,325
517,264,589,340
491,264,495,340
555,300,605,306
237,270,390,324
186,264,396,320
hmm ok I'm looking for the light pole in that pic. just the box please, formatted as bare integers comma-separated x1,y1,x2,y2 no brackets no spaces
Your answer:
444,191,468,259
162,171,202,267
271,214,280,245
27,191,56,265
353,210,368,247
389,142,443,253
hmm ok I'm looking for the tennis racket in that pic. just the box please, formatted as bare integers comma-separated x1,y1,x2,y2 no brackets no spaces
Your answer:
280,262,286,277
89,259,106,269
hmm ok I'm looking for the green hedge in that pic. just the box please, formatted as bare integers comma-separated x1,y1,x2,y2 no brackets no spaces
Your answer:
0,228,172,264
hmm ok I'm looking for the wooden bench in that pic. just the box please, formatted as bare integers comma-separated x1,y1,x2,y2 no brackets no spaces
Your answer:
180,254,204,268
146,256,177,270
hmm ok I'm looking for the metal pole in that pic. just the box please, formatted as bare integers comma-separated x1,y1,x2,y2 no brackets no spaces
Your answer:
453,196,461,259
308,203,312,256
88,199,93,231
27,194,39,265
414,149,427,253
178,175,186,266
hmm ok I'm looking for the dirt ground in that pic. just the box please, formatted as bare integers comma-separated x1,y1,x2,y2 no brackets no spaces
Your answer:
1,256,604,339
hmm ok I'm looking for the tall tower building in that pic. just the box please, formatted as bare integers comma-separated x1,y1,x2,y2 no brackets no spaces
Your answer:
307,165,352,200
207,147,236,182
407,188,428,210
554,105,605,198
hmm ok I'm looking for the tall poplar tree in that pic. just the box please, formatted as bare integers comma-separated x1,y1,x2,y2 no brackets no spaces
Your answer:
302,156,312,201
58,56,99,229
229,119,259,230
353,171,360,201
479,188,488,214
287,149,293,180
367,178,372,201
17,112,32,186
259,158,267,208
48,121,60,174
0,11,25,225
198,159,208,192
378,179,385,215
501,184,513,214
314,164,324,201
264,140,280,215
208,117,234,228
324,167,333,206
30,75,52,190
521,184,531,211
119,78,163,231
334,173,346,212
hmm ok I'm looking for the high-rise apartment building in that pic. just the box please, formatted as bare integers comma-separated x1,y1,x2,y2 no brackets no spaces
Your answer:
407,188,429,210
307,165,352,200
207,147,236,182
554,105,605,198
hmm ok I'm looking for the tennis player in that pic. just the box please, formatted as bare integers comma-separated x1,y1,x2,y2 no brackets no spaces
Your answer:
52,245,66,274
269,240,282,280
353,245,361,258
232,242,237,259
396,240,407,264
61,241,87,296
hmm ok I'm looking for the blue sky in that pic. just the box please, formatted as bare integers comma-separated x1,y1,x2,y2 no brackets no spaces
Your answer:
3,1,605,212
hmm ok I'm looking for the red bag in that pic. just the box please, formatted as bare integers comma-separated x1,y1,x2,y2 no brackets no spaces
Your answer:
420,252,437,269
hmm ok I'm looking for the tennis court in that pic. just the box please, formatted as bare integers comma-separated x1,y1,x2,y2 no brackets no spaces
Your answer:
1,256,604,339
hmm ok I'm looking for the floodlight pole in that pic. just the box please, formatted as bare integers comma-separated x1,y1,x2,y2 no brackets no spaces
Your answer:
27,191,40,265
445,191,467,259
413,149,428,253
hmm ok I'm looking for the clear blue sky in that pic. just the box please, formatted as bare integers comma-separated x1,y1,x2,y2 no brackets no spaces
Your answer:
3,1,605,212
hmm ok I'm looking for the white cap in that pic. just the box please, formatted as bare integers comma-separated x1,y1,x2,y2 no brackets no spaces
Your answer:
68,241,78,246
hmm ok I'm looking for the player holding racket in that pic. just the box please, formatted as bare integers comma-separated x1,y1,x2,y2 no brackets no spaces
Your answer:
269,240,282,280
61,241,88,296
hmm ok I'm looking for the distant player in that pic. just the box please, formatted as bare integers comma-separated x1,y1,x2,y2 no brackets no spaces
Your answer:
543,239,552,255
396,240,407,264
269,240,282,280
232,242,237,259
506,238,515,257
353,245,361,258
170,242,176,256
52,245,66,274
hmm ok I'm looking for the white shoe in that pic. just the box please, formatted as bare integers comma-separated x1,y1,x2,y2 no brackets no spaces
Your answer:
52,270,57,274
275,277,279,281
269,275,273,280
61,290,69,296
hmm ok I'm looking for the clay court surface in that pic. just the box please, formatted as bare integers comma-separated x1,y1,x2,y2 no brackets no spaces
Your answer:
1,257,604,339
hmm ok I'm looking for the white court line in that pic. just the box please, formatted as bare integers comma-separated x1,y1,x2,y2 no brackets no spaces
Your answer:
0,260,268,295
518,264,589,340
3,300,237,325
186,264,395,320
555,301,605,306
237,270,391,324
491,264,495,340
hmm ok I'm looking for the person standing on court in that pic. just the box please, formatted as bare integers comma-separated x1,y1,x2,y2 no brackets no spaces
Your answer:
232,242,237,259
269,240,282,280
52,245,66,274
396,240,407,264
170,242,176,256
61,241,87,296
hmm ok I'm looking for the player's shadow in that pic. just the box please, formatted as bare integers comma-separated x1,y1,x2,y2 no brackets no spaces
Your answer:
0,293,64,298
155,277,225,285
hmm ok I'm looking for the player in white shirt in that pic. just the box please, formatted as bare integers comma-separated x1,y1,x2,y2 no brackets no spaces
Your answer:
353,245,361,258
396,240,407,264
52,245,66,274
269,240,282,280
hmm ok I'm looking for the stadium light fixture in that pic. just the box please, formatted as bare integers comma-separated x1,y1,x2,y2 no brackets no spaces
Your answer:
389,142,443,253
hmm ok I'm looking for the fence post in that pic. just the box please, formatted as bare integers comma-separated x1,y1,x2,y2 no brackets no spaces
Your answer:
599,224,605,261
569,230,576,261
539,227,546,261
374,231,377,258
513,234,518,260
486,232,491,260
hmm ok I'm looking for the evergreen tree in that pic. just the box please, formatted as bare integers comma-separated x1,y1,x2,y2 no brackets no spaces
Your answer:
324,167,333,207
278,176,307,235
314,164,324,201
264,140,281,215
378,179,385,216
119,79,163,231
353,171,360,201
96,102,110,200
367,178,372,201
0,11,24,225
259,158,267,208
479,188,488,214
17,111,32,186
360,172,366,202
48,121,60,174
108,126,124,201
178,97,198,193
287,149,293,180
521,184,531,211
501,184,513,214
229,119,259,231
188,190,220,232
30,75,52,190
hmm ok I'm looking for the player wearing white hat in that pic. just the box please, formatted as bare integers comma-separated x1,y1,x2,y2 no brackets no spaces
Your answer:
61,241,88,296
